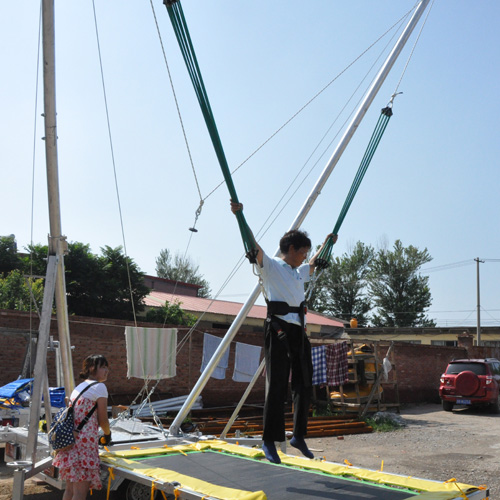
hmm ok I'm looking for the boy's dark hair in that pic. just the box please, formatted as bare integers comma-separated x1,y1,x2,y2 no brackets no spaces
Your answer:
279,229,311,254
80,354,109,379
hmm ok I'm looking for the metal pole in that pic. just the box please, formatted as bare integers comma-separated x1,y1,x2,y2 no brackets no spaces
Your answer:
220,359,265,439
475,257,484,346
25,256,58,467
169,0,431,435
42,0,74,392
11,466,27,500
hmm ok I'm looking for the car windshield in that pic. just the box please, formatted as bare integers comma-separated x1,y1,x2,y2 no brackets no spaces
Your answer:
446,362,487,375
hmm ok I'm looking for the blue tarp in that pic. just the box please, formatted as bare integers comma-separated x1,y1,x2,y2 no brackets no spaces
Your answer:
0,378,33,400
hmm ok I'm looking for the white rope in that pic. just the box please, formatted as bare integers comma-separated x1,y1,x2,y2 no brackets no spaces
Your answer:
91,0,138,327
202,5,417,202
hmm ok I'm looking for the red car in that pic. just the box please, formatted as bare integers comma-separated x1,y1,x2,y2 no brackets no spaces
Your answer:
439,358,500,413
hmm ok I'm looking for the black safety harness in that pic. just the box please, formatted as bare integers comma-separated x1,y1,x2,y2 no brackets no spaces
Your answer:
265,300,311,386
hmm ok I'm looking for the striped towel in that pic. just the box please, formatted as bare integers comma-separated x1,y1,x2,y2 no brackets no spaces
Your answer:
311,345,327,386
201,333,230,380
326,342,349,386
125,327,177,379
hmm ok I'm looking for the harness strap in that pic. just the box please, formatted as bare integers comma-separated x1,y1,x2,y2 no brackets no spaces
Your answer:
266,300,306,317
266,300,311,387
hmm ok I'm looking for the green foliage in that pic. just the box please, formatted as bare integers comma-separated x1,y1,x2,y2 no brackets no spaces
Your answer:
0,235,21,275
368,240,435,327
0,270,44,311
312,400,333,417
19,242,149,320
365,415,404,432
308,241,374,326
145,300,197,327
94,245,150,320
155,248,211,298
308,239,435,327
19,243,48,277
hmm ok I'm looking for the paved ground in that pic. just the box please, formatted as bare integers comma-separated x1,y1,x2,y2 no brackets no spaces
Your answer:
1,403,499,499
303,403,500,497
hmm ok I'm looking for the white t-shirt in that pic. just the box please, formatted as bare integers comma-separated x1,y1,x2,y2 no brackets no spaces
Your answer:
70,380,108,403
260,252,310,326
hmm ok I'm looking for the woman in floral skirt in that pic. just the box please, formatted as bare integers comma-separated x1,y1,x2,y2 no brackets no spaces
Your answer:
53,355,111,500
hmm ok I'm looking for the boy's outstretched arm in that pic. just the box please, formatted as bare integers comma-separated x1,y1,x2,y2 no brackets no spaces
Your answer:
230,200,264,266
309,233,338,274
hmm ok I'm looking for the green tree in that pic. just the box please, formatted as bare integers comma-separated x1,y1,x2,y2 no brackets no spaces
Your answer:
19,243,49,277
308,241,374,326
0,270,44,311
155,248,211,298
368,240,435,327
64,242,106,317
145,300,197,326
20,242,149,320
92,245,150,320
0,235,20,275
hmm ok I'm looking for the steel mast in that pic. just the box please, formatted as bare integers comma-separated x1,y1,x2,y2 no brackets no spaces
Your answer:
41,0,74,394
24,0,74,470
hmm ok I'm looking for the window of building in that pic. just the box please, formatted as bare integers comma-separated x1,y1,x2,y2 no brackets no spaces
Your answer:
431,340,458,347
482,341,500,347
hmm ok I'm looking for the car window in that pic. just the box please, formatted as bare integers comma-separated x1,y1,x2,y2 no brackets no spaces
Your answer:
491,362,500,375
446,363,487,375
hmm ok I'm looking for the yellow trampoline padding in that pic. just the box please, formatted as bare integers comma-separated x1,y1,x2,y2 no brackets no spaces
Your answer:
101,441,480,499
101,440,265,460
193,440,266,459
278,454,478,498
101,454,266,500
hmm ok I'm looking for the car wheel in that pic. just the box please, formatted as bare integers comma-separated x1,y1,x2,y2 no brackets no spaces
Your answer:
442,400,454,412
455,370,480,396
490,395,500,414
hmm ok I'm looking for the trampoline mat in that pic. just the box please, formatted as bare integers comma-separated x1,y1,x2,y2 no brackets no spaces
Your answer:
136,451,417,499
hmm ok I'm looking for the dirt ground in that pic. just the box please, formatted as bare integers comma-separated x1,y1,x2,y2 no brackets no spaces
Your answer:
1,403,499,499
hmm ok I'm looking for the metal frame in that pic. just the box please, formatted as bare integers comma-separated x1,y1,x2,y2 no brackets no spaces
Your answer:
96,447,488,500
170,0,432,436
4,3,488,500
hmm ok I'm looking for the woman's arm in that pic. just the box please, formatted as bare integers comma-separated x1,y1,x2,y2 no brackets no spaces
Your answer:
96,397,110,435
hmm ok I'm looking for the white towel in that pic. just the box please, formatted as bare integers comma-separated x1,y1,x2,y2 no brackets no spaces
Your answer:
201,333,230,380
233,342,262,382
125,327,177,379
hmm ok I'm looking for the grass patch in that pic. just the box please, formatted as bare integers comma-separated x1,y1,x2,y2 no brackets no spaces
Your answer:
365,415,403,432
312,401,334,417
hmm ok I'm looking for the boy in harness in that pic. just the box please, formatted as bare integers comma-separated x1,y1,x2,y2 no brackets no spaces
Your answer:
230,200,337,464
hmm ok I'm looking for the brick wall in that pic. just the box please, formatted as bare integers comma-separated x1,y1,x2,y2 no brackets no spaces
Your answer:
374,341,500,404
0,309,266,407
3,309,500,408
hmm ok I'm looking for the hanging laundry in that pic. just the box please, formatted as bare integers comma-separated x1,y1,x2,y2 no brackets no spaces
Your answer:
326,342,349,386
233,342,262,382
125,327,177,379
311,346,327,386
201,333,230,380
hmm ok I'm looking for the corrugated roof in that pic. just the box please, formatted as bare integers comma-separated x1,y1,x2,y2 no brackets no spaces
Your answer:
144,291,344,327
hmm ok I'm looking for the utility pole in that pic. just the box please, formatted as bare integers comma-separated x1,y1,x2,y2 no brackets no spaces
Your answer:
475,257,484,346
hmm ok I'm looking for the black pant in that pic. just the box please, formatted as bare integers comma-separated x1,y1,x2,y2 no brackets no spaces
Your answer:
262,317,313,443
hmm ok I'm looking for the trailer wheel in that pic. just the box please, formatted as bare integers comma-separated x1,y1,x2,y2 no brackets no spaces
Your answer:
120,480,158,500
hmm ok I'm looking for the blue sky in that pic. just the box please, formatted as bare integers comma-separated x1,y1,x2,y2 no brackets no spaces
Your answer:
2,1,499,327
